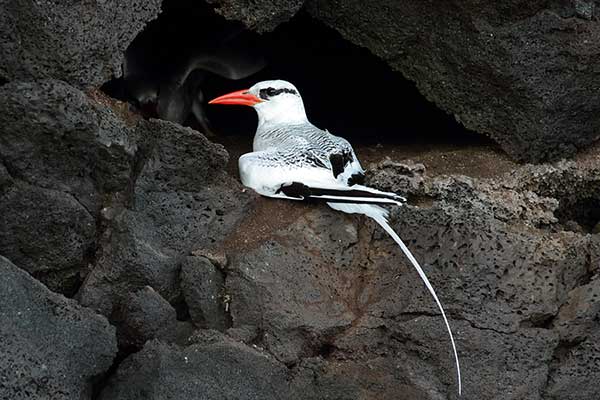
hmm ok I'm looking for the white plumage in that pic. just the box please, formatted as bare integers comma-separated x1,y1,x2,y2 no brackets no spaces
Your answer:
210,79,462,396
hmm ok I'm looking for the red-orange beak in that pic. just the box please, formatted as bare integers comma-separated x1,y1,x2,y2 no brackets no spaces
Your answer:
208,89,263,107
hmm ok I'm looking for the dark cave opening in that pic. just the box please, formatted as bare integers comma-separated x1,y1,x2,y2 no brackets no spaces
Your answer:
556,196,600,233
102,0,489,151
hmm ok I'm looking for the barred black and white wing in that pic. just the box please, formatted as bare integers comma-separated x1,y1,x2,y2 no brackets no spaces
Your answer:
291,125,365,185
325,131,366,185
238,147,404,206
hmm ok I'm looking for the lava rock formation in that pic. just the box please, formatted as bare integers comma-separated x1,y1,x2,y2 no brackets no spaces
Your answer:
1,1,600,399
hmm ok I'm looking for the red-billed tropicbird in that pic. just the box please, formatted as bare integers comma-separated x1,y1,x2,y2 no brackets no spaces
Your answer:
209,80,462,395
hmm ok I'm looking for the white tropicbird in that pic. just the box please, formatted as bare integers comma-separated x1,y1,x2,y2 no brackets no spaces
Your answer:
209,79,461,395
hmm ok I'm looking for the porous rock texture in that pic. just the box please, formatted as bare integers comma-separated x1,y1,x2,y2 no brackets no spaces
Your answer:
75,115,252,321
207,0,305,32
2,1,600,400
180,254,229,331
0,0,162,88
98,333,296,400
204,153,599,399
0,256,117,400
114,286,178,350
306,0,600,162
0,80,136,294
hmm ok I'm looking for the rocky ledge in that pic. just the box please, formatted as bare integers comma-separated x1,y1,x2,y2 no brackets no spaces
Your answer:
1,1,600,400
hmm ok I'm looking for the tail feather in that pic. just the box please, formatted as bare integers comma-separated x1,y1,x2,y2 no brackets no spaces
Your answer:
328,202,462,396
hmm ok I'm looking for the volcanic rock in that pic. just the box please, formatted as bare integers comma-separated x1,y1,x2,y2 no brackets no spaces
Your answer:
0,256,116,400
308,0,600,162
0,0,162,88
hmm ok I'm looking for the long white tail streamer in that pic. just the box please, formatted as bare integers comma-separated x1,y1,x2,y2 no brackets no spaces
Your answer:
328,202,462,396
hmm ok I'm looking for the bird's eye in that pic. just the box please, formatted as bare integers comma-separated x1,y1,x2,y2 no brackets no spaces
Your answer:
259,87,279,100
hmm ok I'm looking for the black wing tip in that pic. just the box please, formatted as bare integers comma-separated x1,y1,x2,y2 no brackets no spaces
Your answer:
276,182,310,199
276,181,406,206
347,172,365,186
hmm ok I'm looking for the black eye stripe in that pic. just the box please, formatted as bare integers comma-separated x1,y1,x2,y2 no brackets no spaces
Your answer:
259,87,298,100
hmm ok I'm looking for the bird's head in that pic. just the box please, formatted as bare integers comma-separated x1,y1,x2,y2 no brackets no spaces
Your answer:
209,80,307,125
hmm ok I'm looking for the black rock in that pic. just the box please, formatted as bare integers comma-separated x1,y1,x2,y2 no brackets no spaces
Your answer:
180,255,229,330
98,337,295,400
216,157,600,397
545,334,600,400
0,80,138,210
0,0,161,88
115,286,178,350
226,208,359,364
0,255,117,400
0,80,138,293
308,0,600,162
0,183,95,294
77,119,252,323
207,0,304,32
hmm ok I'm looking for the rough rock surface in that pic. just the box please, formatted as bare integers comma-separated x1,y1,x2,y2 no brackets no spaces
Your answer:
114,286,178,350
200,150,599,399
546,273,600,400
0,80,138,294
207,0,305,32
0,78,251,326
2,80,600,398
76,117,253,321
0,0,162,88
0,256,116,400
98,334,295,400
224,207,359,364
2,1,600,399
307,0,600,162
180,255,229,330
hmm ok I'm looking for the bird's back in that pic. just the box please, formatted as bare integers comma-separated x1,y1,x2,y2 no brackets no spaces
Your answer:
255,122,362,182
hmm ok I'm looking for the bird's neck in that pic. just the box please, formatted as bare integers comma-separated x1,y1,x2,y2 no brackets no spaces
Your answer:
256,101,308,129
253,105,310,152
